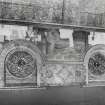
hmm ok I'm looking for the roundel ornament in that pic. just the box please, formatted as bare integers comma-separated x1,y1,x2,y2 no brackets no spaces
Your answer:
84,44,105,78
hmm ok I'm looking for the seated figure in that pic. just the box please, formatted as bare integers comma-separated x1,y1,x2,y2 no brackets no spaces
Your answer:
47,29,69,53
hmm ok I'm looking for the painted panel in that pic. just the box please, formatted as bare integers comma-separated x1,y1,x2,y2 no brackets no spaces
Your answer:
40,64,86,86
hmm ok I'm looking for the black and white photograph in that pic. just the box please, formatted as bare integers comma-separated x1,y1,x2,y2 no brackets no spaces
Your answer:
0,0,105,105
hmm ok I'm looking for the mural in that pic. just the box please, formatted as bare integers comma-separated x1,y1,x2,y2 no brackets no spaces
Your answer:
46,29,88,62
40,64,86,86
0,23,105,87
0,24,88,87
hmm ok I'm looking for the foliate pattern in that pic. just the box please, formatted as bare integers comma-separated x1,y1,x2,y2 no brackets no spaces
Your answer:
5,51,36,78
88,53,105,76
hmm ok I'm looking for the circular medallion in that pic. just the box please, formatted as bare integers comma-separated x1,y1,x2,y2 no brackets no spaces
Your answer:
5,51,36,78
84,44,105,76
88,52,105,75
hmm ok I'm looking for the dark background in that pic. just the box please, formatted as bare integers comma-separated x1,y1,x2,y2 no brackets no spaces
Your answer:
0,86,105,105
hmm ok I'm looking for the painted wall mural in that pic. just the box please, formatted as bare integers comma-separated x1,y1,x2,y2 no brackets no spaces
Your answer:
0,24,105,87
40,64,86,86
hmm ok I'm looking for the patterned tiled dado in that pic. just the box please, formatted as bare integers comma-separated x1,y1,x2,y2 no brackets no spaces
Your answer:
40,63,86,86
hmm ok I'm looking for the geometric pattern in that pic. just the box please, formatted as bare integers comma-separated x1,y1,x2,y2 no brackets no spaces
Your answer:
40,64,85,86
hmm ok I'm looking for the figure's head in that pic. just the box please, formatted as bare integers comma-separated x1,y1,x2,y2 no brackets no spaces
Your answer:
48,29,60,38
27,25,33,31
